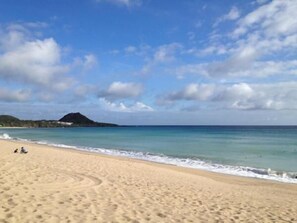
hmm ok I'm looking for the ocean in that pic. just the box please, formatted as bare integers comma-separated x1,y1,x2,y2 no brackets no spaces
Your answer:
1,126,297,183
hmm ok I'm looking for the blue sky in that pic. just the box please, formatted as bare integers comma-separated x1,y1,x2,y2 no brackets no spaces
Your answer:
0,0,297,125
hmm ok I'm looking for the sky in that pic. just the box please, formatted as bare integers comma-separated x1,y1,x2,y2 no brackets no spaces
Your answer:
0,0,297,125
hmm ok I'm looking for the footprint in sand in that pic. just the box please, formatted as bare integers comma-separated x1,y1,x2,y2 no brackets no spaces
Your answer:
31,169,102,192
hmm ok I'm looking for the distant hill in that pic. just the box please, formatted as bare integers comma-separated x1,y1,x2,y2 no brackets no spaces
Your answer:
59,112,117,127
0,113,117,128
0,115,20,122
0,115,22,127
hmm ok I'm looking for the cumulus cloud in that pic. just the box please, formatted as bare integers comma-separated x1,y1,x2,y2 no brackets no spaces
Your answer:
0,22,100,104
0,38,70,89
216,83,254,101
0,24,73,92
99,98,153,112
98,82,143,100
217,82,297,110
96,0,142,7
159,82,297,111
97,81,151,112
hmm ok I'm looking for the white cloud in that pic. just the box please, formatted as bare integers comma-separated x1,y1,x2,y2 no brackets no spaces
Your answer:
214,6,240,27
75,84,97,97
99,98,153,112
123,44,151,57
215,83,254,101
183,0,297,80
0,23,100,104
83,54,98,70
175,64,207,77
0,37,70,89
98,82,143,100
206,46,258,77
133,102,154,112
24,22,48,29
181,46,297,79
0,88,31,102
0,27,27,51
113,43,182,75
223,82,291,111
153,43,182,63
124,46,137,54
165,84,215,101
0,24,73,91
221,60,297,78
227,7,241,20
139,43,182,75
72,54,98,72
160,82,297,111
199,45,227,56
233,0,297,37
97,81,151,112
96,0,142,7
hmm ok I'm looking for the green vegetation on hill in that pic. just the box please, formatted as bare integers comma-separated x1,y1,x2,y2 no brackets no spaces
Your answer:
0,113,117,128
0,115,22,127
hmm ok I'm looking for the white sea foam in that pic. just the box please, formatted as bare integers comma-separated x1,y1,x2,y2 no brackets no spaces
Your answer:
0,133,12,139
40,142,297,184
89,147,297,184
3,136,297,184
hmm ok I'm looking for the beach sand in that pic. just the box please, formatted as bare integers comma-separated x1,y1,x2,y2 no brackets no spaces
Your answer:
0,139,296,223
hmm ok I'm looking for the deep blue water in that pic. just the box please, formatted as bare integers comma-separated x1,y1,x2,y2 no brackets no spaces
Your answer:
1,126,297,183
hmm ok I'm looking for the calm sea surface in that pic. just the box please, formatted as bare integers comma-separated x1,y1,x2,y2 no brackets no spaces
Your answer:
1,126,297,183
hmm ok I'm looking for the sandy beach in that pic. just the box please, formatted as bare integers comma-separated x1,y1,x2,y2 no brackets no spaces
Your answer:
0,139,296,223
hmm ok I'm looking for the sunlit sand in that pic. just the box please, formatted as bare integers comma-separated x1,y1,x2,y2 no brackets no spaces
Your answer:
0,139,296,222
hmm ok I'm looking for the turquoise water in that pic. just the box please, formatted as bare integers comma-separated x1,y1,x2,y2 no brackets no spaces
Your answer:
1,126,297,183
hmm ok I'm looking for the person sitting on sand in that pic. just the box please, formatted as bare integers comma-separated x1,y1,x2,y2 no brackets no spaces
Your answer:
20,147,28,154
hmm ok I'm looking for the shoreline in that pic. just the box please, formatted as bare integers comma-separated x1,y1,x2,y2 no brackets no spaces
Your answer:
1,135,296,184
1,139,297,222
1,138,285,185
